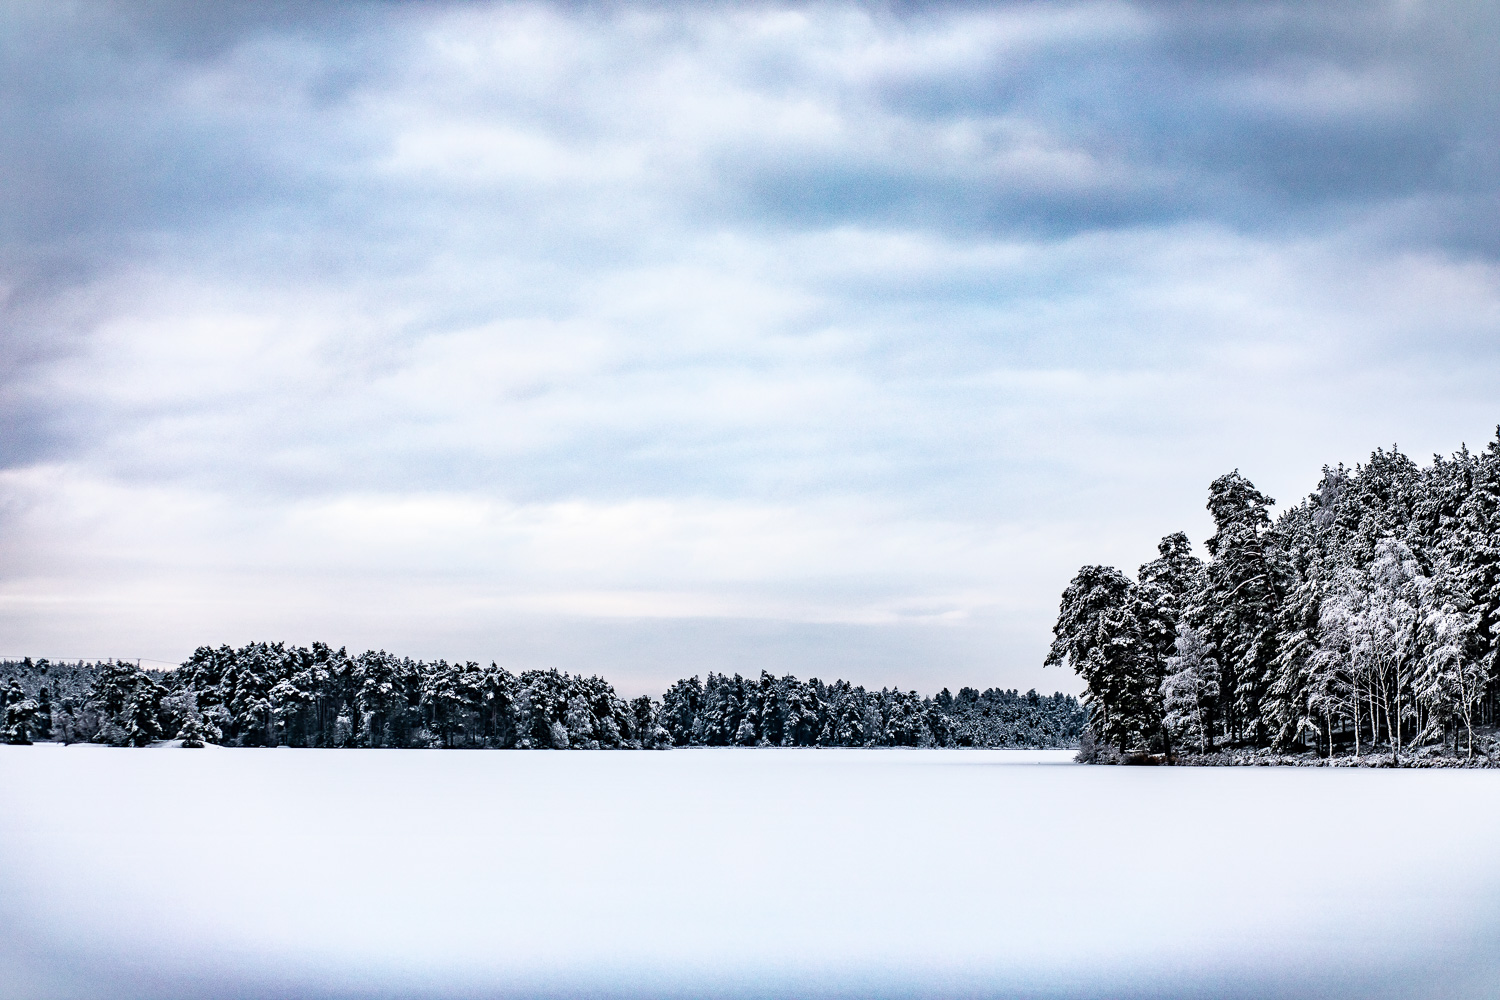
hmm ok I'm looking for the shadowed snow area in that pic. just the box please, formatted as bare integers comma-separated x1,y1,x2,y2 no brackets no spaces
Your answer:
2,747,1500,999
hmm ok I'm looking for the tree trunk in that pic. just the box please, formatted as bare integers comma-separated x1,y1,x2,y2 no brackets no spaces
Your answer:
1352,682,1361,759
1387,680,1399,767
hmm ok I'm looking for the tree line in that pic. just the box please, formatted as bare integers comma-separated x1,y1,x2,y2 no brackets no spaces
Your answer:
0,649,1082,750
1048,431,1500,762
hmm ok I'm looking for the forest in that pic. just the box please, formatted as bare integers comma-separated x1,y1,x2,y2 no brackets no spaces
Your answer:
0,650,1082,750
1049,431,1500,763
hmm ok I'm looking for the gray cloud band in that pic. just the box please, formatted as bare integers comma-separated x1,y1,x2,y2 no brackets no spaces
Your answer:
0,0,1496,688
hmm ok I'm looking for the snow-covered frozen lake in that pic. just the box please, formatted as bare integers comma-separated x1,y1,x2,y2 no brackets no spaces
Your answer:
3,745,1500,999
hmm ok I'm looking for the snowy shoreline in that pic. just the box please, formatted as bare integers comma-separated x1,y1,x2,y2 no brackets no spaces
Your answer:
33,737,1500,767
1082,743,1500,767
1177,748,1498,768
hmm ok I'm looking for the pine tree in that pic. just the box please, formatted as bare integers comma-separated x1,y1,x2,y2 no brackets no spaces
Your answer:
87,661,165,746
564,695,596,749
36,685,53,741
176,713,208,748
698,673,737,746
1138,531,1204,612
122,674,165,747
628,695,659,748
782,678,819,746
1192,472,1285,746
1127,579,1177,753
2,678,39,744
1264,493,1337,752
658,676,703,746
1045,564,1149,751
1447,433,1500,674
480,663,519,748
831,685,867,746
354,650,413,748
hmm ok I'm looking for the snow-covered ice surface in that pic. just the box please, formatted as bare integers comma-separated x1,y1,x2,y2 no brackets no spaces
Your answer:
3,746,1500,1000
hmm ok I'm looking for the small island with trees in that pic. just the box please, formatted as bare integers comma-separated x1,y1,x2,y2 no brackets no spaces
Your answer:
1049,431,1500,766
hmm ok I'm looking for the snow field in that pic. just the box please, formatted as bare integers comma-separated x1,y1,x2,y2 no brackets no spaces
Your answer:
2,746,1500,999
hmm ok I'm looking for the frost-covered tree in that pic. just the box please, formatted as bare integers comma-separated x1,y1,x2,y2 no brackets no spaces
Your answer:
1445,442,1500,676
2,678,39,744
1139,531,1204,614
830,683,869,746
1364,537,1427,763
1413,565,1485,756
355,650,421,748
176,713,208,748
1160,627,1220,754
1055,429,1500,762
627,694,660,749
1313,569,1367,756
1046,565,1152,751
0,647,1081,753
564,696,596,749
1192,472,1284,745
1127,578,1177,752
782,679,820,746
87,661,165,747
658,676,703,746
35,685,53,741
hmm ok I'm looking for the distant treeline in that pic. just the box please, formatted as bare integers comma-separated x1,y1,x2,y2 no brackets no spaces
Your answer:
0,648,1083,750
1049,431,1500,763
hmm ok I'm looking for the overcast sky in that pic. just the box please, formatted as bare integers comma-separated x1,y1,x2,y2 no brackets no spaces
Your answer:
2,0,1498,696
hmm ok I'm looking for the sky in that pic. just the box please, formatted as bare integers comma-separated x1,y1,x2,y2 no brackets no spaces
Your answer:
2,0,1498,697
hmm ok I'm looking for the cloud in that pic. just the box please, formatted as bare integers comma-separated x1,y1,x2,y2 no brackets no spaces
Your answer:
1,0,1498,691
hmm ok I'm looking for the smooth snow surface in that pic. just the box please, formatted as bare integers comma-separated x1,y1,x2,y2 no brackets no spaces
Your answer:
3,746,1500,1000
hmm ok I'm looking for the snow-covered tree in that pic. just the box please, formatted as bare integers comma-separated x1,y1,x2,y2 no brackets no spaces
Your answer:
2,678,39,744
1138,531,1204,614
87,661,165,747
1414,579,1484,757
1365,537,1427,763
176,713,208,748
1046,564,1150,750
1160,626,1220,754
1192,471,1284,746
658,676,703,746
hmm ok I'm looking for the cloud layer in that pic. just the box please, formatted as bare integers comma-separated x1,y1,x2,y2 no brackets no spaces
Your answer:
3,1,1498,693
